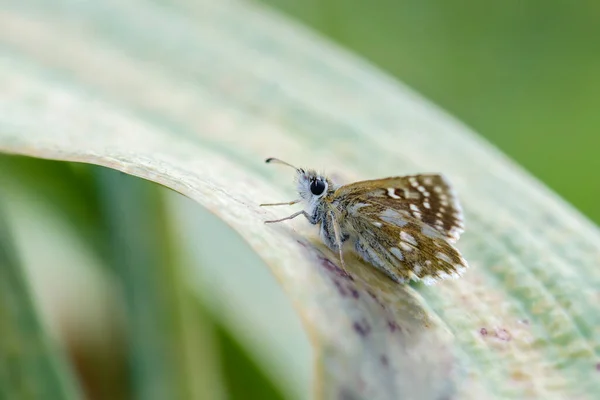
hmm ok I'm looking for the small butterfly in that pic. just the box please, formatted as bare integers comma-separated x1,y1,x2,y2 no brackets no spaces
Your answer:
261,158,468,285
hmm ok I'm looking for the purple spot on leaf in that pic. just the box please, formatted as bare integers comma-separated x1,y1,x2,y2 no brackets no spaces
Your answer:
388,320,401,333
595,362,600,372
353,319,371,337
380,355,389,367
367,290,386,309
295,240,353,280
318,255,354,281
332,278,362,299
480,328,488,336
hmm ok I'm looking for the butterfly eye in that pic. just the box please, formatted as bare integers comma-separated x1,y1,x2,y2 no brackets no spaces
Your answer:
310,179,326,196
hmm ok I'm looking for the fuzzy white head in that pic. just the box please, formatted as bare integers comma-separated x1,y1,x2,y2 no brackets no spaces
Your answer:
265,158,335,224
296,168,331,213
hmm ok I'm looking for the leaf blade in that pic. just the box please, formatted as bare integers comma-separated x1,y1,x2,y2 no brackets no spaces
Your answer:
0,202,82,400
1,0,600,398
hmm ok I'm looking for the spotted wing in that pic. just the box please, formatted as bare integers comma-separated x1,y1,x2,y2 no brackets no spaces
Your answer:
334,175,467,284
348,209,468,284
335,174,464,242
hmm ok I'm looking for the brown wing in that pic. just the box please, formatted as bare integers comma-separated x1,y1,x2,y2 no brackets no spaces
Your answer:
348,209,468,284
335,174,464,242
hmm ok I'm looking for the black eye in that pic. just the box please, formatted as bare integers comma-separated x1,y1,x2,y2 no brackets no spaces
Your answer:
310,179,326,196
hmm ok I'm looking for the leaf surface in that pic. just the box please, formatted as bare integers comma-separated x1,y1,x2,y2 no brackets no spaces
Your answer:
1,0,600,398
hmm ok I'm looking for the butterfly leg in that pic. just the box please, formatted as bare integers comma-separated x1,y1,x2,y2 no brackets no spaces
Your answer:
260,199,301,207
264,210,309,224
331,215,347,271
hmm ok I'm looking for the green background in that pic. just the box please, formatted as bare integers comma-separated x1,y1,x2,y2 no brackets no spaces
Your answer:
263,0,600,224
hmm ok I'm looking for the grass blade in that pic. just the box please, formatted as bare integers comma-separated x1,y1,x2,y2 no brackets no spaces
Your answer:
0,202,82,400
94,168,227,400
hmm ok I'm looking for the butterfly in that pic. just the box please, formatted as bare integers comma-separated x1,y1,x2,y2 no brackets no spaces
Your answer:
260,158,468,285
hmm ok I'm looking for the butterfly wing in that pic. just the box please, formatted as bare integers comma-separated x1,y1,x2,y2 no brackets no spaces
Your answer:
349,210,468,284
335,174,464,242
334,175,467,284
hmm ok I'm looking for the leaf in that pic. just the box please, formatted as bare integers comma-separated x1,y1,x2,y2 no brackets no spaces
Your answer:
1,1,600,399
166,193,312,399
0,160,132,399
0,158,233,400
0,201,82,400
94,168,229,400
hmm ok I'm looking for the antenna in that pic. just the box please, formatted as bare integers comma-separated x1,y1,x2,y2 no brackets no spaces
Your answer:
265,157,299,170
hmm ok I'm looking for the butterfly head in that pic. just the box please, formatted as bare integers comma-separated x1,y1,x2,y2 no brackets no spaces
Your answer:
296,169,332,201
265,157,333,204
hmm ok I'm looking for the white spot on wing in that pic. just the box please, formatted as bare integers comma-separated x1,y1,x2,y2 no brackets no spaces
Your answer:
421,224,441,238
387,188,401,199
436,271,452,280
390,247,404,261
349,202,371,214
399,242,413,252
366,248,385,269
436,252,453,264
380,209,408,227
400,231,418,246
413,263,422,275
448,227,462,241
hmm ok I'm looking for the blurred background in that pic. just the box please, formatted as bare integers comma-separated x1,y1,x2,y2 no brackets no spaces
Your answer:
261,0,600,223
1,1,599,399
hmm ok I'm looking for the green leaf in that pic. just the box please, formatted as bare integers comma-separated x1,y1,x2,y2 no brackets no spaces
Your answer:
94,168,228,400
0,202,82,400
166,195,311,398
0,158,233,400
1,0,600,399
0,160,132,399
